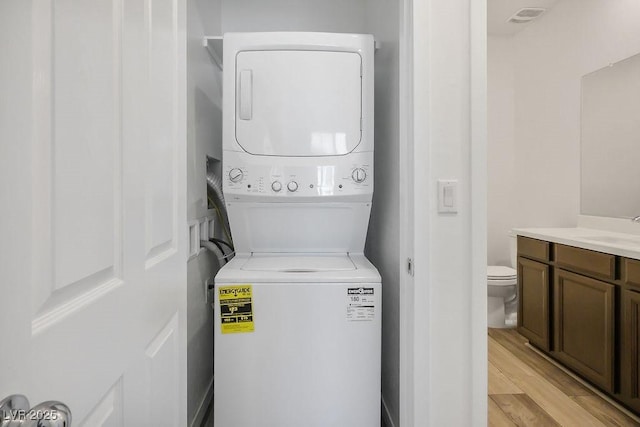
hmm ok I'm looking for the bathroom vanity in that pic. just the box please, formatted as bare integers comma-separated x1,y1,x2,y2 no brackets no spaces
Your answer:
515,228,640,414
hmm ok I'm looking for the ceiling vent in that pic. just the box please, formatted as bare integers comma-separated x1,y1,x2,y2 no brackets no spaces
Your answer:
507,8,546,24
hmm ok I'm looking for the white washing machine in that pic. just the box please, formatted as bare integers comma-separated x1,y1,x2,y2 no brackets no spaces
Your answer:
215,254,381,427
214,32,380,427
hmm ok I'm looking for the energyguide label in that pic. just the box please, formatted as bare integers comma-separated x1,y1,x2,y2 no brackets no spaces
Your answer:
346,287,375,321
219,284,254,334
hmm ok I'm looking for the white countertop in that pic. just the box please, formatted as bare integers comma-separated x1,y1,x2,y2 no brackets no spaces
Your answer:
513,227,640,261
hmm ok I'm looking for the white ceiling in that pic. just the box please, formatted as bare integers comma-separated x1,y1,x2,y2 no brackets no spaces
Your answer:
488,0,560,36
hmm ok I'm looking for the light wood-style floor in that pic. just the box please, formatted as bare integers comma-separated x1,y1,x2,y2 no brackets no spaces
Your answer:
489,328,640,427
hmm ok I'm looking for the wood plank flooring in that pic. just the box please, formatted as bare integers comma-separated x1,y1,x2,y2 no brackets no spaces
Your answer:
488,328,640,427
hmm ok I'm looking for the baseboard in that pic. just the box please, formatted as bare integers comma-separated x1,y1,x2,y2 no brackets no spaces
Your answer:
381,396,397,427
191,378,214,427
194,385,393,427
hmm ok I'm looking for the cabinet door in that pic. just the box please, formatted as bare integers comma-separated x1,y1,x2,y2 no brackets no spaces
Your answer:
554,269,615,393
622,289,640,412
518,257,551,351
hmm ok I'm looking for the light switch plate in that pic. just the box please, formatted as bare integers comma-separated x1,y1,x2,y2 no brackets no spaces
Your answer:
437,179,458,213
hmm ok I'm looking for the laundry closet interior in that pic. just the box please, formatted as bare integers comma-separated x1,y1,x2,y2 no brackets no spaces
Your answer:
186,1,402,425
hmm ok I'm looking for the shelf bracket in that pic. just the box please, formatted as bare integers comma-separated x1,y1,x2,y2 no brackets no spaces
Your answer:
203,36,223,70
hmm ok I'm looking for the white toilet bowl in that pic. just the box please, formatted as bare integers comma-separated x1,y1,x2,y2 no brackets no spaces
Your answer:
487,233,518,328
487,265,517,328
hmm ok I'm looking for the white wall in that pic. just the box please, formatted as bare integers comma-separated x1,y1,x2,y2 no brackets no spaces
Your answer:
487,0,640,263
186,0,222,425
221,0,367,33
487,37,516,265
363,1,401,426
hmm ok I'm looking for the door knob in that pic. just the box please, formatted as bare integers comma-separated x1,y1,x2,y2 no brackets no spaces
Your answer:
0,395,29,426
0,395,71,427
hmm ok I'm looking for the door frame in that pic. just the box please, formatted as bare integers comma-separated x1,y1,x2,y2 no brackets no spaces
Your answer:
398,0,487,425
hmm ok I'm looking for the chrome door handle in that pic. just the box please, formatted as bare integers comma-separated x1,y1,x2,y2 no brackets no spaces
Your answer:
0,395,71,427
632,215,640,223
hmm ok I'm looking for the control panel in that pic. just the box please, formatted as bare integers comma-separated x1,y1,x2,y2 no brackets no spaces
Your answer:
222,152,373,200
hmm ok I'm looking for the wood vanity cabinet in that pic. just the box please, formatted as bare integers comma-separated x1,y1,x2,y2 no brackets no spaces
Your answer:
516,236,640,414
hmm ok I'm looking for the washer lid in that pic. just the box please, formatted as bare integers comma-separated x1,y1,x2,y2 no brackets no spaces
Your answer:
487,265,517,280
241,253,356,272
215,253,380,283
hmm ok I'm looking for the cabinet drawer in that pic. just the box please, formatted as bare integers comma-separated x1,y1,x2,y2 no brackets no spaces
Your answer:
556,244,615,280
518,236,550,262
624,258,640,289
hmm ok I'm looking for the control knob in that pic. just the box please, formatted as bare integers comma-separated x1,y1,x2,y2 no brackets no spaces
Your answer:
228,168,244,183
352,168,367,183
271,181,282,192
287,181,299,192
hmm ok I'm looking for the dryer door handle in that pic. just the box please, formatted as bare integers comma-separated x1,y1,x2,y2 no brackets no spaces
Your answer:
239,69,253,120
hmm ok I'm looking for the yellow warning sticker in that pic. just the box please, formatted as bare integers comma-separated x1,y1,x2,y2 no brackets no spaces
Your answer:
219,284,254,334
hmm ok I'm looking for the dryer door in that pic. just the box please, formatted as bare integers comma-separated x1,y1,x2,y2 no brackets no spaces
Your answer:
235,50,362,156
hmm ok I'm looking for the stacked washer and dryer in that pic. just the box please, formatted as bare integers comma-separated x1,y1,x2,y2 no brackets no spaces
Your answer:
214,33,381,427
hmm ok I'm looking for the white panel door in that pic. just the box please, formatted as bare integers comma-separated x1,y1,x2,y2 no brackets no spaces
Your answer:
0,0,187,426
235,50,362,156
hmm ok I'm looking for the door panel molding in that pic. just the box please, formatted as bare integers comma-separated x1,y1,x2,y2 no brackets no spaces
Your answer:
31,0,123,335
145,312,180,427
32,275,124,335
80,377,124,426
144,0,179,267
30,0,125,333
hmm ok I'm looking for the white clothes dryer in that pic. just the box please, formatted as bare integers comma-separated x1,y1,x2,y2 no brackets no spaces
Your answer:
221,32,375,253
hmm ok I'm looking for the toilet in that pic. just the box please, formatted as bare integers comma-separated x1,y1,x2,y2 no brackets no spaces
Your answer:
487,233,518,328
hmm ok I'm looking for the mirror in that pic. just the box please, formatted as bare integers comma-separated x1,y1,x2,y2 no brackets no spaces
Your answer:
581,52,640,218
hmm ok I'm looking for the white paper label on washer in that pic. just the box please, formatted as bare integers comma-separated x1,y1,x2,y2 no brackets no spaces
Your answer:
346,287,375,321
